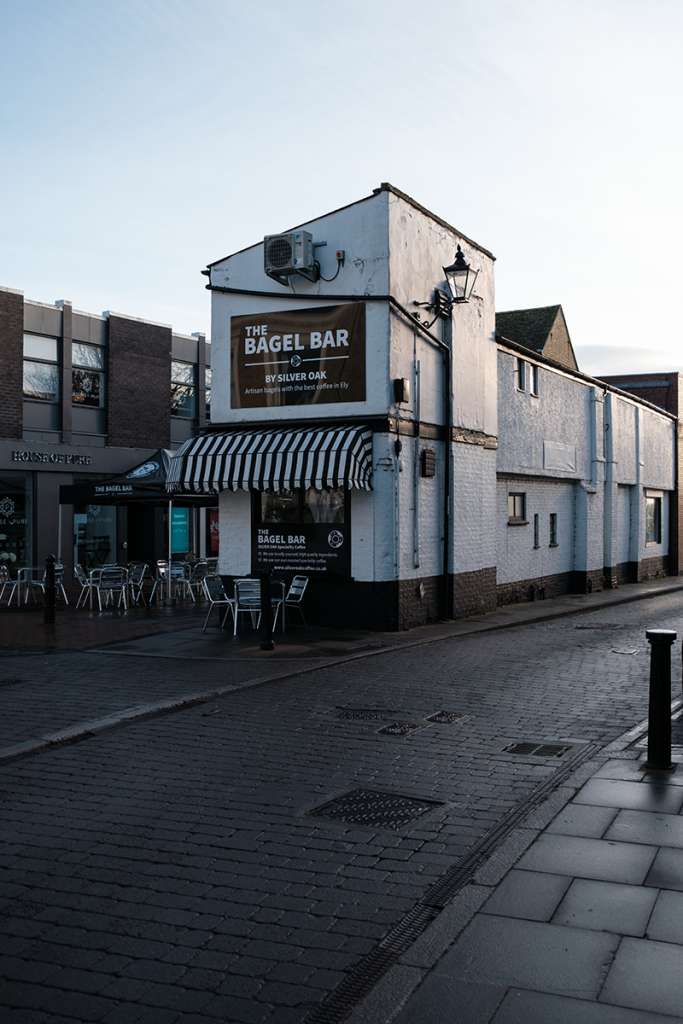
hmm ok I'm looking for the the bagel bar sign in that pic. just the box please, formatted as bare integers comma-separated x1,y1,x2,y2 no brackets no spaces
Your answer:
252,523,351,576
231,304,366,408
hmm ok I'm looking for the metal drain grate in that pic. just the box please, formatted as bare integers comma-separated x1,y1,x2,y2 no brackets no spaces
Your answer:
309,788,443,830
427,711,466,725
336,709,386,720
503,741,572,757
378,722,421,737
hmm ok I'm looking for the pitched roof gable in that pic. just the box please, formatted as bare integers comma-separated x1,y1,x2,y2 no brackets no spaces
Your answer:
496,304,578,372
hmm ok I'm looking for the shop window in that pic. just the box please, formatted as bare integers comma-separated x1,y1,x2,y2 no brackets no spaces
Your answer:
23,334,59,402
0,471,33,571
508,492,527,523
517,358,526,392
171,361,196,418
72,342,105,407
208,509,219,554
259,487,346,525
549,512,558,546
646,496,662,545
171,507,190,554
205,367,212,421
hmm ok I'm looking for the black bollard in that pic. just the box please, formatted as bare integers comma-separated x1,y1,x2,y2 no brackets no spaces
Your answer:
259,569,275,651
645,628,677,770
44,554,56,625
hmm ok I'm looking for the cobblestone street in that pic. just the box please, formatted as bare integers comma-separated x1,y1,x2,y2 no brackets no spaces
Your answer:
0,587,681,1023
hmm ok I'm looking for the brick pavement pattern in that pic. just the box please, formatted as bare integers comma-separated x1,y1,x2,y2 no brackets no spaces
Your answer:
0,592,682,1022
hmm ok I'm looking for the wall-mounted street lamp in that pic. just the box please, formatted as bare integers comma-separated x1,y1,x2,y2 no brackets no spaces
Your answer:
413,245,479,328
443,244,478,305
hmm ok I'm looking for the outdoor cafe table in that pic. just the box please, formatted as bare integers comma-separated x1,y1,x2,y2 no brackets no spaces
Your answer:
14,567,45,606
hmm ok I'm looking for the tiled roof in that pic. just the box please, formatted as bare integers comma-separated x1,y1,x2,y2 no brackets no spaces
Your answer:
495,305,562,353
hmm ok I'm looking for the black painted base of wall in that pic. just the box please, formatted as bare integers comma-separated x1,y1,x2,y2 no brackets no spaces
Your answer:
221,575,444,632
603,562,638,588
222,555,674,633
639,555,669,581
451,567,497,619
497,570,575,606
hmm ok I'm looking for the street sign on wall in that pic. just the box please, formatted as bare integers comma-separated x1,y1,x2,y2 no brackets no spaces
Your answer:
231,304,366,409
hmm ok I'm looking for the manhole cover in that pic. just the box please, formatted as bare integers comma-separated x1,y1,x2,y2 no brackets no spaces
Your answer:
575,624,621,630
427,711,466,725
309,788,443,829
378,722,421,736
503,741,572,757
336,709,386,720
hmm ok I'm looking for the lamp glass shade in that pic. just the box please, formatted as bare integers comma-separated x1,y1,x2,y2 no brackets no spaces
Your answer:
443,245,478,303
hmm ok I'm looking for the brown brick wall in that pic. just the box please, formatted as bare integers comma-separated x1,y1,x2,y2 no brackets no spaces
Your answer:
0,289,24,439
107,315,172,449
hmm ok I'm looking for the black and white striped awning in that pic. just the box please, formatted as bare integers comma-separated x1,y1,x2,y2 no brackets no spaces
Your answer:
167,426,373,493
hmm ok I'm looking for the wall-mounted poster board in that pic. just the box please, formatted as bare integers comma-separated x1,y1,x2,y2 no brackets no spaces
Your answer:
252,523,351,576
231,303,366,409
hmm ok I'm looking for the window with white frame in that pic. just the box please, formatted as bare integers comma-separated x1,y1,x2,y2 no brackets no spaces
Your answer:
508,492,526,523
646,495,662,545
531,364,539,396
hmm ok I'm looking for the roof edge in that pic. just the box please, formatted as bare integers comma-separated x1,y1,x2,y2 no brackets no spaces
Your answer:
207,182,495,268
496,335,677,420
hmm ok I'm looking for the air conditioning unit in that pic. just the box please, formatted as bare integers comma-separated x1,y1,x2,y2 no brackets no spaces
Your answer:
264,231,317,285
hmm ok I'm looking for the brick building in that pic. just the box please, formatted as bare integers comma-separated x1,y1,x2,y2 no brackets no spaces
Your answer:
0,286,215,580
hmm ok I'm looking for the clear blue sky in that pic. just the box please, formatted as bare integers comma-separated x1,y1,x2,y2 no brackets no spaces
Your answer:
1,0,681,375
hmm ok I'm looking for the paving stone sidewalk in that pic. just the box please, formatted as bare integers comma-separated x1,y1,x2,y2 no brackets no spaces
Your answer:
385,745,683,1024
0,587,682,1022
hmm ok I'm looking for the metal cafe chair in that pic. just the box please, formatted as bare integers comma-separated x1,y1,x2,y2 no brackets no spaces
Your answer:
127,562,149,605
201,575,235,632
283,575,309,627
149,561,168,604
232,578,262,635
91,566,128,610
0,564,19,606
170,563,195,603
27,564,70,606
188,559,209,600
75,564,92,608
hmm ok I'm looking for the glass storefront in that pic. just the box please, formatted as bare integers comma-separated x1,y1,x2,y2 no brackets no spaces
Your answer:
73,504,117,569
0,471,33,573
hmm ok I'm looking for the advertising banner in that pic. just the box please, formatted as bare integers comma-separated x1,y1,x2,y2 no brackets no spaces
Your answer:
252,523,351,576
231,304,366,409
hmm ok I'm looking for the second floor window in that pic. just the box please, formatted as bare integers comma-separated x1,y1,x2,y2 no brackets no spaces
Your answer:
171,361,196,418
23,334,59,401
72,343,105,407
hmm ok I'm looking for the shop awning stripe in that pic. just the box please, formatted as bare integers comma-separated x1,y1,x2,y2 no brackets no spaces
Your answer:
168,426,373,493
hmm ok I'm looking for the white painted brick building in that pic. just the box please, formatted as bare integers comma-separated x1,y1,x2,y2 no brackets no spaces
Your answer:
169,184,678,629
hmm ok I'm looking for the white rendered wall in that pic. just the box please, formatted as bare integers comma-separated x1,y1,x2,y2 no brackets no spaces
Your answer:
218,489,251,576
496,477,575,584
